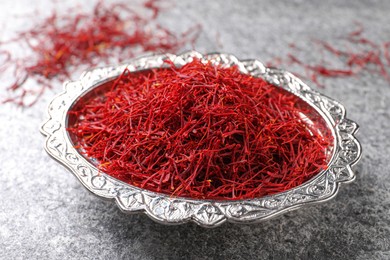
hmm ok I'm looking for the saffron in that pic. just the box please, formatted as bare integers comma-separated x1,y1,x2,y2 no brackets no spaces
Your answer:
269,25,390,86
68,59,332,200
1,0,200,107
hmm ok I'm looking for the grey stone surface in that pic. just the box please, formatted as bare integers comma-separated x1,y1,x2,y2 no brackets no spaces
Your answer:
1,0,389,259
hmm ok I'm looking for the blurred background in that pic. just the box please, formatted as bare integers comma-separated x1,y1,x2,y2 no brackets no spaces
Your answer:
0,0,389,259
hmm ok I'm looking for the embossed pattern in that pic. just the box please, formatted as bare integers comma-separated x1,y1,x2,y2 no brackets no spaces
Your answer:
41,52,362,227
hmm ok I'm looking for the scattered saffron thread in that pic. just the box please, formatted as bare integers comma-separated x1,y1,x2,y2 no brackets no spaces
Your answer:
268,24,390,87
0,0,201,107
68,59,331,200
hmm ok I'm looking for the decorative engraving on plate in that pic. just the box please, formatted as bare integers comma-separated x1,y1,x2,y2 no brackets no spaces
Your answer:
195,204,224,226
117,191,144,211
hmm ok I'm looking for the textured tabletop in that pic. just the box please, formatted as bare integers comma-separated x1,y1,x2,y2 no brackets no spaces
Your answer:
1,0,389,259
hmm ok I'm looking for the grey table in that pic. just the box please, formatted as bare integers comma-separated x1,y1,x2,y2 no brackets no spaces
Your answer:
1,0,389,259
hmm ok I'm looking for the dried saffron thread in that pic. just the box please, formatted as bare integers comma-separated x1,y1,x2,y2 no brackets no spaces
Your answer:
268,24,390,86
0,0,201,107
68,59,331,200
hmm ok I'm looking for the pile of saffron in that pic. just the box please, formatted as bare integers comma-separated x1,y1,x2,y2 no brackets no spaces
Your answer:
1,0,200,107
69,59,331,200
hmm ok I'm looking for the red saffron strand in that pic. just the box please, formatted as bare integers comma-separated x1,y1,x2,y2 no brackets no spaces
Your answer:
0,0,201,107
68,59,332,200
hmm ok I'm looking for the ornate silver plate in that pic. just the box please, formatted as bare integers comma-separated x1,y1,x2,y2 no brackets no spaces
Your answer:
41,51,362,227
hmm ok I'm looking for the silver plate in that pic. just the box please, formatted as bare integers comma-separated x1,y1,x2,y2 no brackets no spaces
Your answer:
41,51,362,227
